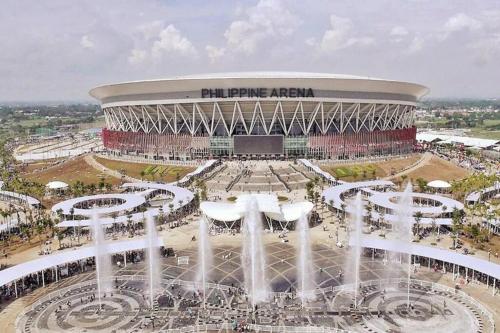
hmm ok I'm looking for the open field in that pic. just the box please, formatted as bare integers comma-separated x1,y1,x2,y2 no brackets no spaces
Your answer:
467,128,500,140
22,156,121,186
404,155,470,182
94,156,196,183
320,154,421,182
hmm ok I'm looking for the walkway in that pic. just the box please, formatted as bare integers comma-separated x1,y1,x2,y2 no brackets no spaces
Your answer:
84,154,138,182
383,152,432,180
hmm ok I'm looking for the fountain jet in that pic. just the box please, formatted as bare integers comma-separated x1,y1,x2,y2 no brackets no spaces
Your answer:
346,192,364,309
296,212,316,307
145,211,161,309
395,182,414,308
241,197,269,308
91,212,112,311
196,217,213,309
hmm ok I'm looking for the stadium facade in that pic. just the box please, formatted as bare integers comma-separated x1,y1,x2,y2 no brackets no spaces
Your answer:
90,72,428,160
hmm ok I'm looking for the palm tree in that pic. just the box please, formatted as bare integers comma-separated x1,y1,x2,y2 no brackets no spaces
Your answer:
430,216,437,242
36,221,45,252
414,211,423,237
110,212,118,234
56,229,64,249
340,203,347,226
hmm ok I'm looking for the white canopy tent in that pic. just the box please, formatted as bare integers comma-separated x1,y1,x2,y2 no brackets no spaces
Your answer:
0,237,163,289
353,237,500,280
46,181,69,190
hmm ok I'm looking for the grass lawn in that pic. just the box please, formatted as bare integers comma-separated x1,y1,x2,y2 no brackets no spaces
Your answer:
23,157,121,186
320,155,421,182
94,156,196,183
467,128,500,140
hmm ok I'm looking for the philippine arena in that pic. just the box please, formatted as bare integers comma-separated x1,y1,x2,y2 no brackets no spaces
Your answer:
90,72,428,160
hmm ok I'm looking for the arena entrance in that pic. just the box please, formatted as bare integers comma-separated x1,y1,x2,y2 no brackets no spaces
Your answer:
233,135,284,156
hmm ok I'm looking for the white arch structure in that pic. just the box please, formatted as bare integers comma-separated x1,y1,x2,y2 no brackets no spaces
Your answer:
200,194,313,230
0,237,162,297
354,237,500,281
322,180,464,225
55,182,194,228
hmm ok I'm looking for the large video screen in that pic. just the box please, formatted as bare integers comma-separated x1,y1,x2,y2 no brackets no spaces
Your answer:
233,135,284,155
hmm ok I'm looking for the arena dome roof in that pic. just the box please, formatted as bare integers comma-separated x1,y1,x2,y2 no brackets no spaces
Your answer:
89,71,429,104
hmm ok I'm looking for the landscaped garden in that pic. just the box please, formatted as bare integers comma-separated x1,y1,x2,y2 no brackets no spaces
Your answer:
94,156,195,183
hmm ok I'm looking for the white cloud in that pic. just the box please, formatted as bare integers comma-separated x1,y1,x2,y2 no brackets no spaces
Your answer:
224,0,300,54
136,20,164,40
205,45,225,63
390,26,409,42
441,13,482,39
128,48,147,64
318,15,374,52
406,36,424,54
80,35,94,49
390,26,409,37
152,24,197,58
468,33,500,65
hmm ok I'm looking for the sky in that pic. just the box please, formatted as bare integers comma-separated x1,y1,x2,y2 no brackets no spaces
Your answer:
1,0,500,101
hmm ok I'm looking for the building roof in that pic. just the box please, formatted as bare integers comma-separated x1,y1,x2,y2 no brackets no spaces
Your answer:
46,181,69,189
427,180,451,188
0,238,163,287
416,132,499,149
89,71,429,105
200,194,313,222
355,237,500,280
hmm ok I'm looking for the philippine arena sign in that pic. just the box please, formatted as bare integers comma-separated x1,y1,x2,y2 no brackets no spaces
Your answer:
201,87,315,98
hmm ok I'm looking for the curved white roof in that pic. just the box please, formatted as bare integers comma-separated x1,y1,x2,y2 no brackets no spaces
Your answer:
52,193,146,217
354,237,500,280
427,180,451,188
56,182,194,227
166,72,378,80
0,238,163,287
265,201,314,222
46,181,69,189
90,71,429,104
200,194,313,222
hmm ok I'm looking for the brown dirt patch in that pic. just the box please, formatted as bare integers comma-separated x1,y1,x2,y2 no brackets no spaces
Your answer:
94,156,196,183
22,157,121,186
404,155,470,183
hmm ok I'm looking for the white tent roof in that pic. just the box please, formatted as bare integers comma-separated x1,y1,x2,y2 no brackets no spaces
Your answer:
265,201,314,222
56,183,194,228
416,132,498,149
200,202,243,222
200,195,313,222
0,237,163,287
427,180,451,188
46,181,69,189
354,237,500,280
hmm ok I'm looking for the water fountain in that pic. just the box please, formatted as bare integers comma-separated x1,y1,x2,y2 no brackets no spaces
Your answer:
196,217,213,309
145,211,161,309
394,182,414,307
346,192,364,309
91,212,112,310
241,197,269,308
296,212,315,306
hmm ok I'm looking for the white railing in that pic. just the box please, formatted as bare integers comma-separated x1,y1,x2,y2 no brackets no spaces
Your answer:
97,153,201,167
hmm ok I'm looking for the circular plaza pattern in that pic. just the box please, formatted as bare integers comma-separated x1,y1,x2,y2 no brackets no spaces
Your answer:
17,244,491,333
